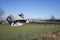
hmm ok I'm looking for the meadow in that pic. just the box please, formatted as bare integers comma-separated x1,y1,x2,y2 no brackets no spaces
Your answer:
0,24,60,40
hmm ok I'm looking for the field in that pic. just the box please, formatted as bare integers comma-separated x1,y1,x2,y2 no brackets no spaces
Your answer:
0,24,60,40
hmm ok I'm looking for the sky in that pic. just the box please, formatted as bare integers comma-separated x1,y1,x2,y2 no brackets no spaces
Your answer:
0,0,60,19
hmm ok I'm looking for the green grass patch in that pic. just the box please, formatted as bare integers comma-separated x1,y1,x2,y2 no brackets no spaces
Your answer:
0,24,60,40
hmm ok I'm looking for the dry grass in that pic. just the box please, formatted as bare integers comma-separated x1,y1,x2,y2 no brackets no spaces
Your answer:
41,31,60,40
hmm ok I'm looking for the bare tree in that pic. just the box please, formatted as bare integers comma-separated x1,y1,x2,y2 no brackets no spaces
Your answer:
50,15,55,20
0,8,4,24
0,8,4,19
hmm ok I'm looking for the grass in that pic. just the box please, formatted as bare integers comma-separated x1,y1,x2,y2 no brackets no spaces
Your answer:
0,24,60,40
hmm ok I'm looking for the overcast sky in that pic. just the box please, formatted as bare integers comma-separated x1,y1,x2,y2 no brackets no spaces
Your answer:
0,0,60,19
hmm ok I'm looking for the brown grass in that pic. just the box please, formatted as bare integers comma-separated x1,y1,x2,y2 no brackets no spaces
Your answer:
41,31,60,40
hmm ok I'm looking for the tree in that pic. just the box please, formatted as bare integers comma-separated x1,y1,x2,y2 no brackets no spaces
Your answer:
50,15,56,20
0,8,4,20
0,8,4,24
